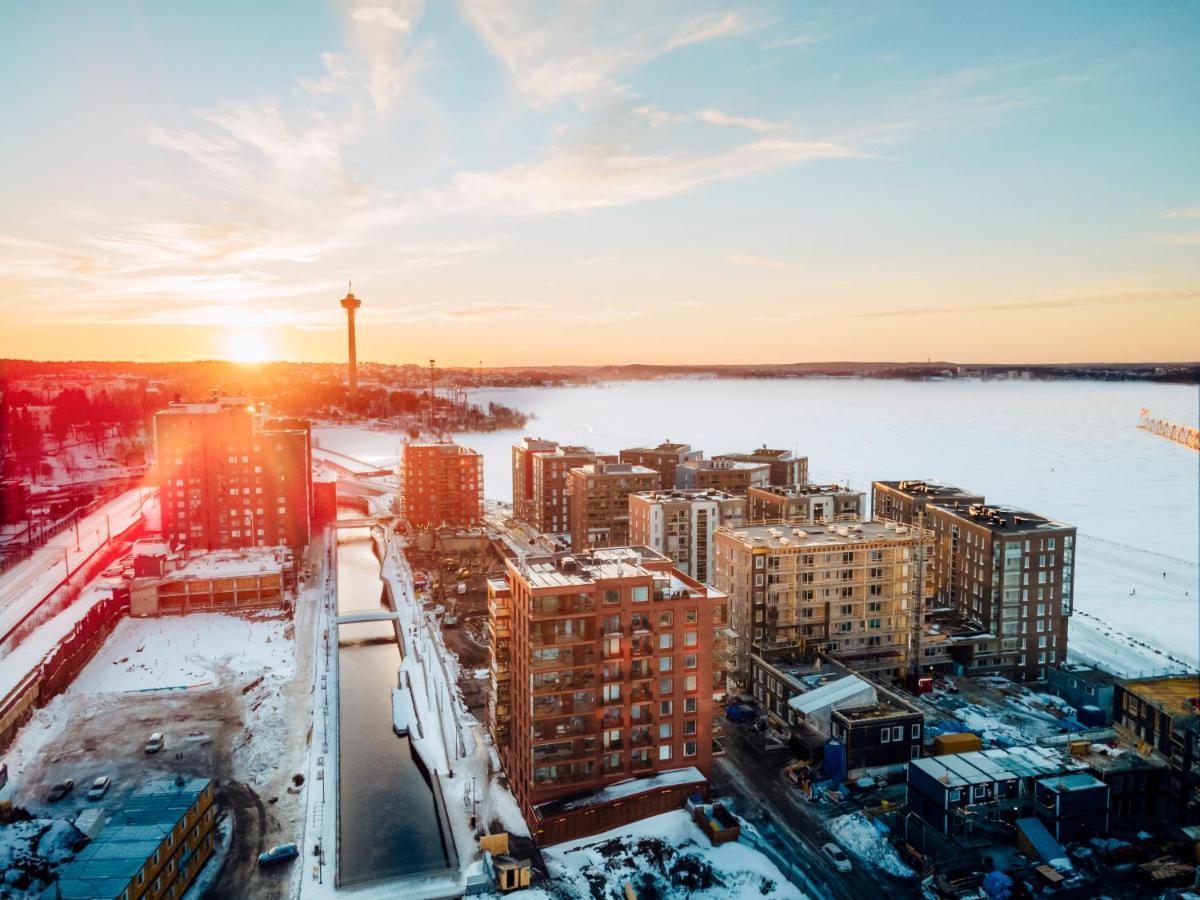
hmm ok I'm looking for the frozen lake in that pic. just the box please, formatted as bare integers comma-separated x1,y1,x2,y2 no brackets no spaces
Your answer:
316,378,1199,677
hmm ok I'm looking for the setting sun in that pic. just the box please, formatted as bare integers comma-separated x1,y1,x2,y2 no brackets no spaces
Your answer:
223,328,274,364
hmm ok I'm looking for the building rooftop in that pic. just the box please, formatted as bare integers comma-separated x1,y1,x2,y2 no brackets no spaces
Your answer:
1037,771,1107,794
680,459,766,472
622,441,693,454
750,483,860,498
911,746,1074,788
930,504,1073,534
717,520,928,549
53,778,211,900
716,447,798,461
510,546,718,600
875,480,984,502
1122,675,1200,718
405,441,481,456
1049,663,1119,688
156,397,253,416
572,463,657,478
629,489,740,503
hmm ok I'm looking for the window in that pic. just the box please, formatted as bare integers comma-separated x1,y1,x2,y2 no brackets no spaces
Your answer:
684,741,697,757
604,589,619,605
659,656,673,672
684,719,697,735
686,608,698,624
684,675,697,692
659,745,672,761
685,653,698,669
881,727,890,744
684,697,697,713
660,700,673,716
631,586,648,602
684,631,698,647
659,633,673,650
658,611,673,626
659,678,673,695
911,723,921,740
659,723,672,739
892,725,903,742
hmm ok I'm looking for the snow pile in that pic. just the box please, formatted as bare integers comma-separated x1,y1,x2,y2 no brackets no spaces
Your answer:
0,816,84,897
541,810,804,899
828,813,914,879
73,611,294,693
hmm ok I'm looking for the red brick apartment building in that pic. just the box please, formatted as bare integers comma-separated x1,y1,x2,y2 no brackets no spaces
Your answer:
872,479,986,525
567,463,660,551
676,458,769,495
926,504,1075,682
713,446,808,487
511,438,609,535
401,440,484,528
488,547,726,843
747,484,865,524
154,399,312,551
618,442,702,490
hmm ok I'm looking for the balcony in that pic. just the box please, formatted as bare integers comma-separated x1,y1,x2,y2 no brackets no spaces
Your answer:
531,596,596,618
631,639,653,658
630,729,652,748
531,649,596,671
631,755,653,772
531,672,595,694
532,717,596,741
601,666,623,682
601,691,624,707
532,629,594,648
532,695,597,718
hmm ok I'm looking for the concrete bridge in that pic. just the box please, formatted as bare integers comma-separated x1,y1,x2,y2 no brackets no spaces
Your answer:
334,516,390,529
336,610,402,625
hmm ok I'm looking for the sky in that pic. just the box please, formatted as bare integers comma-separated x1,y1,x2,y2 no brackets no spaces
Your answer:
0,1,1197,366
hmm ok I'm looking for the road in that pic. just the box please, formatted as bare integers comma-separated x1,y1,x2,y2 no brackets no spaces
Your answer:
710,720,920,900
0,487,152,642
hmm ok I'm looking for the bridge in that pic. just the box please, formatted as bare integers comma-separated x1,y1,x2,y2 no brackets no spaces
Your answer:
334,516,391,529
336,610,402,625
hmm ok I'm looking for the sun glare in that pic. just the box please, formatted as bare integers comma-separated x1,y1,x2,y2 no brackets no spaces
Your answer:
223,329,274,364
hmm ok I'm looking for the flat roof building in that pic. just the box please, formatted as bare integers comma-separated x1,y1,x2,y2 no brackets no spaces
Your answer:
747,484,865,525
1113,674,1200,821
567,462,660,552
927,503,1075,682
713,520,934,681
872,480,986,525
511,439,610,535
713,447,808,487
676,459,769,495
619,442,702,491
402,440,484,528
628,489,747,584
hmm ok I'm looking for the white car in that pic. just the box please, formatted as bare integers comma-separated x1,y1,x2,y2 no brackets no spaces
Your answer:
822,842,852,873
87,775,111,800
145,732,165,754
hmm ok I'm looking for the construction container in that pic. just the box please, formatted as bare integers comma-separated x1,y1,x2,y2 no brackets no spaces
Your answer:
824,738,847,783
1078,705,1107,727
933,732,982,756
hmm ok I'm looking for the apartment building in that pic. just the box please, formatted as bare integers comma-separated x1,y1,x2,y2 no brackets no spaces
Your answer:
872,479,985,525
487,547,726,843
747,484,865,525
567,462,660,551
512,437,559,525
401,440,484,528
619,441,702,490
713,446,808,486
154,399,312,552
927,504,1075,681
54,777,217,900
1113,675,1200,821
676,458,769,495
713,521,934,681
627,489,746,583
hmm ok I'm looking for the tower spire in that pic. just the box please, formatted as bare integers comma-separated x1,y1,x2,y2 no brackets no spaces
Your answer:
340,284,362,392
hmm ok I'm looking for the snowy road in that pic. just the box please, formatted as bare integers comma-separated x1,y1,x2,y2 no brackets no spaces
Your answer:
0,488,151,643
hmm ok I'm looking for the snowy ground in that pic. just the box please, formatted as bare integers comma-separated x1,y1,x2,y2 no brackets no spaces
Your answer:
827,813,913,879
523,809,805,900
0,816,84,898
921,677,1078,747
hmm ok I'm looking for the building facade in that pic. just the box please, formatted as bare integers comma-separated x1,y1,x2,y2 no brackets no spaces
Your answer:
487,547,726,842
619,442,702,491
567,463,660,551
512,440,607,535
713,521,934,681
627,489,747,584
747,484,865,525
401,440,484,528
154,399,312,552
713,447,808,486
512,437,559,525
676,459,769,495
872,480,985,525
1113,675,1200,821
927,504,1075,681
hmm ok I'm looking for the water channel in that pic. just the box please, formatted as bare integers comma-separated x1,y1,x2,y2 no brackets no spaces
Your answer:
335,524,450,885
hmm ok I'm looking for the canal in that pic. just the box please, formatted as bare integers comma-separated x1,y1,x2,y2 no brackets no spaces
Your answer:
335,525,451,886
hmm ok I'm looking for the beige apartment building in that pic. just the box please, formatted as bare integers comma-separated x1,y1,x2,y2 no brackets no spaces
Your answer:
747,484,865,524
714,447,808,486
568,463,660,551
619,442,702,490
676,459,769,495
628,489,747,584
713,521,935,681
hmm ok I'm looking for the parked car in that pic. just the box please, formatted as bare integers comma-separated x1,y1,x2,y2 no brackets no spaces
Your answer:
822,842,852,873
258,843,300,866
47,779,75,802
145,732,165,754
87,776,111,800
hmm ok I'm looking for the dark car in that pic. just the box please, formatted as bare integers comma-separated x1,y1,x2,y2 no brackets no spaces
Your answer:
258,843,300,866
47,779,75,802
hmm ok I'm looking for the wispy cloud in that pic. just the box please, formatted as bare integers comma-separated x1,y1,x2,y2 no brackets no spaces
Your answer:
458,2,756,106
725,253,790,270
1162,207,1200,220
634,105,785,132
846,288,1199,319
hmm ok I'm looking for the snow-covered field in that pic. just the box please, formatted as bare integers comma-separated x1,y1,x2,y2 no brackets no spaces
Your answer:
73,611,294,693
0,816,83,898
533,810,805,899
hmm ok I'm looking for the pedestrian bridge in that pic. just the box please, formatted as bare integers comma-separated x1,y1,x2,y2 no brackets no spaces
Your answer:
334,516,391,529
336,610,402,625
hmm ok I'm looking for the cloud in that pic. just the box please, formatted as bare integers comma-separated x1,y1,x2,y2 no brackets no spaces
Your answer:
1162,207,1200,220
1149,231,1200,245
458,2,756,106
350,5,412,32
726,254,790,270
768,32,830,49
299,52,353,97
846,288,1199,319
407,138,862,218
635,105,785,132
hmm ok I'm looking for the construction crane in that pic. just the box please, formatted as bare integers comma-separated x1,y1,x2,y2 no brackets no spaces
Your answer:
1138,408,1200,451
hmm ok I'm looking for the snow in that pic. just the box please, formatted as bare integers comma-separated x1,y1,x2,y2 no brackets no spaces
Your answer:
828,812,914,879
0,487,150,642
165,546,289,579
0,817,83,898
0,583,111,699
552,767,706,812
72,611,294,693
537,809,806,899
